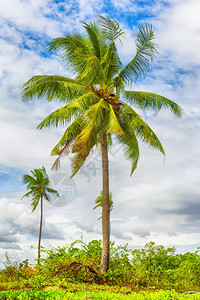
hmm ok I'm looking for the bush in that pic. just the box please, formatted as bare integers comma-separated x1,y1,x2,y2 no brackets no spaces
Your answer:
0,240,200,292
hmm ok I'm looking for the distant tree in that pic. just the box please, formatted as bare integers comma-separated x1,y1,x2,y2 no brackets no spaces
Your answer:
94,191,113,220
22,16,182,272
22,167,59,264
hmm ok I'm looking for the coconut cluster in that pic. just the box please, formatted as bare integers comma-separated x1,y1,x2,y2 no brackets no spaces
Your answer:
106,93,123,112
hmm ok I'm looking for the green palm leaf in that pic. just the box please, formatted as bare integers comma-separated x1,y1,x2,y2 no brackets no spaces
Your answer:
122,103,165,154
51,115,83,156
73,98,107,153
98,15,125,42
37,92,96,129
78,55,106,85
22,75,87,102
106,104,124,135
71,149,91,177
116,23,157,84
121,91,183,117
117,116,140,175
83,21,103,60
47,33,92,75
102,42,122,84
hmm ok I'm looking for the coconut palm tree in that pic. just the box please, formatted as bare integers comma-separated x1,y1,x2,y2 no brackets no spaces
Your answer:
21,16,182,272
22,167,59,264
93,191,113,220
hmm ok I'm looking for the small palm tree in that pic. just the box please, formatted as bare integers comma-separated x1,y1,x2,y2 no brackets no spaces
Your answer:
22,167,59,264
94,191,113,220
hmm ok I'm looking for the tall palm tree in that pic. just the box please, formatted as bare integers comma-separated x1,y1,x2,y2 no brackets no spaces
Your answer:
93,191,113,220
22,167,59,264
21,16,182,272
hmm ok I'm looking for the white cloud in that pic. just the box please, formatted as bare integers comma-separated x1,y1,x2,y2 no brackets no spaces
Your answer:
79,0,103,19
155,0,200,66
112,0,137,12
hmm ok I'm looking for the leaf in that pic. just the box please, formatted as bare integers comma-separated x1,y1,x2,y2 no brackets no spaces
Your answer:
106,104,124,135
47,33,92,76
73,98,108,153
102,42,122,84
98,15,125,42
122,103,165,155
116,116,140,176
121,90,183,117
83,21,103,60
116,23,158,84
51,115,83,156
21,75,87,102
37,92,96,129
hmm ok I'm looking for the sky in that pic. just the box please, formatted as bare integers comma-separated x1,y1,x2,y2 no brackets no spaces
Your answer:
0,0,200,267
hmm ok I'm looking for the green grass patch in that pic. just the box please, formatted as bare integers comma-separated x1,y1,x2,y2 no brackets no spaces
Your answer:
1,289,200,300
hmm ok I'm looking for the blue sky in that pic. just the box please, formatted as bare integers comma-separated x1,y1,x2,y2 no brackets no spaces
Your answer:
0,0,200,266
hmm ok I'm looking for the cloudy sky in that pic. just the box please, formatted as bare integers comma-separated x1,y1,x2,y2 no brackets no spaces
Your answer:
0,0,200,267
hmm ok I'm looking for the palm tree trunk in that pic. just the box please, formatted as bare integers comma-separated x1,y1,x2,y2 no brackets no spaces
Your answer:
38,195,43,265
100,132,110,273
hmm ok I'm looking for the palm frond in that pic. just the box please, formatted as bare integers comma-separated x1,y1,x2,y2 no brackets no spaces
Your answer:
121,91,183,117
51,157,61,171
50,115,84,171
78,55,106,85
48,33,105,85
93,190,113,209
71,99,108,176
31,198,40,213
106,104,124,135
122,103,165,154
21,75,87,102
47,33,92,75
117,23,158,84
51,115,83,156
37,92,96,129
98,15,125,42
23,174,37,187
71,150,90,178
73,99,107,153
46,188,59,197
102,42,122,84
113,75,125,94
21,190,33,199
83,21,103,60
117,115,140,175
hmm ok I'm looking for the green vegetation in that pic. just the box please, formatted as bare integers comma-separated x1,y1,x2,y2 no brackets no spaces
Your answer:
1,289,200,300
93,191,113,220
21,16,182,272
1,240,200,298
22,167,59,264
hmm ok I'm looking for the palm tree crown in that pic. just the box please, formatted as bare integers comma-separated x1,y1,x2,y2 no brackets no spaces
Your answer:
21,16,182,272
22,16,182,176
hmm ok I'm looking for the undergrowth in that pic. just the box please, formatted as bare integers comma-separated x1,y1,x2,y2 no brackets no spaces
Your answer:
0,239,200,293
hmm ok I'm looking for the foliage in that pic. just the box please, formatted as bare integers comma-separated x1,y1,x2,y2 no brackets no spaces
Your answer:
22,166,59,213
1,240,200,293
94,191,113,211
93,191,113,220
130,242,200,291
1,289,200,299
22,166,59,264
